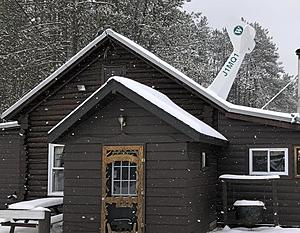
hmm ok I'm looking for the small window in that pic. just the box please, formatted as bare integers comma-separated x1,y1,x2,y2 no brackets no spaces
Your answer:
249,148,288,175
48,144,64,196
111,161,137,196
102,65,126,83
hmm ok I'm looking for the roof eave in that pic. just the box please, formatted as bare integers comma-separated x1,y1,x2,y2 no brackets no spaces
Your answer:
105,30,294,124
2,29,294,125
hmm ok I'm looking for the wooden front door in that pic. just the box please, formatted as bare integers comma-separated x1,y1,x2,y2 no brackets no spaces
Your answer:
101,145,144,233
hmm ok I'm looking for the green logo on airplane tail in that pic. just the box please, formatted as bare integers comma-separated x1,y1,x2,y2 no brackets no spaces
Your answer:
234,26,243,35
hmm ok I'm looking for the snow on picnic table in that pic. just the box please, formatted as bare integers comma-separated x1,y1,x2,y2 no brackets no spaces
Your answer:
0,219,62,233
211,226,300,233
8,197,63,210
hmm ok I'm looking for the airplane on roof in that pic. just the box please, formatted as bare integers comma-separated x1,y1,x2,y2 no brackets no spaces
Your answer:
208,21,256,100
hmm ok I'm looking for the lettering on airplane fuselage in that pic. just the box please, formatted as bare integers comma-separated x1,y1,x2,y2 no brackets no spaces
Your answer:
222,53,239,77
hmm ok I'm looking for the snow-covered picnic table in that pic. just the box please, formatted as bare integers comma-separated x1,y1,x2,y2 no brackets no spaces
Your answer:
8,198,63,211
0,198,63,233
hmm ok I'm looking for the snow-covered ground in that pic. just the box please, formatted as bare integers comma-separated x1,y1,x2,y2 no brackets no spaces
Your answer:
211,226,300,233
0,224,300,233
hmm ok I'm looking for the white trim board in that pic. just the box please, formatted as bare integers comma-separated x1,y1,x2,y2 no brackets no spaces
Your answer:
48,143,64,196
0,121,19,129
1,29,295,124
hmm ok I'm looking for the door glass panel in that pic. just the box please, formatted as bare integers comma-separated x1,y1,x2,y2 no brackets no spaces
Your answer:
122,181,129,195
114,161,121,166
122,167,129,180
113,167,121,180
129,181,136,194
112,161,137,196
113,181,121,195
130,166,136,180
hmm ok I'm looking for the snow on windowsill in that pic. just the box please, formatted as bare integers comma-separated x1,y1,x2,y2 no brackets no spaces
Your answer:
219,174,280,180
233,200,265,207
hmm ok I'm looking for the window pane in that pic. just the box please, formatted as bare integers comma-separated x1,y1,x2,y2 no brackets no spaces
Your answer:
113,166,121,180
111,161,138,196
114,161,121,167
54,146,64,167
52,170,64,192
129,181,136,195
130,167,136,180
252,151,268,172
113,181,120,195
121,181,129,194
122,167,128,180
270,151,285,172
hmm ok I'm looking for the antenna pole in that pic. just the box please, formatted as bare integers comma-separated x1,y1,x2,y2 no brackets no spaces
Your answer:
261,75,298,109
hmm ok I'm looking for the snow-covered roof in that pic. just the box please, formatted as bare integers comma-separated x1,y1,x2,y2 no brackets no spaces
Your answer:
1,29,295,124
49,76,227,142
0,121,19,129
219,174,280,180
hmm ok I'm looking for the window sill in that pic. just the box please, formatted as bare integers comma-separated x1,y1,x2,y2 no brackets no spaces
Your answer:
48,192,64,197
249,172,288,176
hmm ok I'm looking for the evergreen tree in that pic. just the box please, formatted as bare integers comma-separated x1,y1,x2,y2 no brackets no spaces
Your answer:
227,22,296,111
0,0,297,114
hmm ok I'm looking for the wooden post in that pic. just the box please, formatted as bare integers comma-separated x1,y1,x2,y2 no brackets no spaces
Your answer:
38,211,50,233
272,180,279,226
222,180,228,225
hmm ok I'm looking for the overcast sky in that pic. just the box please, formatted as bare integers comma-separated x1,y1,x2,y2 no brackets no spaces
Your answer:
183,0,300,76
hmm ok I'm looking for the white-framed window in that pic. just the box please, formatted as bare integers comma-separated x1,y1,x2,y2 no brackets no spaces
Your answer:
48,143,64,196
111,161,137,196
249,148,288,175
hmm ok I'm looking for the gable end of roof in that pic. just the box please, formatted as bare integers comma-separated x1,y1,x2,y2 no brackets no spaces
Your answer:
49,77,227,145
2,29,295,125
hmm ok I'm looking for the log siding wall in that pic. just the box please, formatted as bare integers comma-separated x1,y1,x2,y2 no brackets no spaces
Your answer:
4,32,300,229
17,38,216,200
187,143,219,232
55,94,214,233
0,128,25,208
217,113,300,226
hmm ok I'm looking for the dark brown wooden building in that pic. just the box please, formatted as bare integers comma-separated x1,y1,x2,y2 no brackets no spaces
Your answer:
1,29,300,232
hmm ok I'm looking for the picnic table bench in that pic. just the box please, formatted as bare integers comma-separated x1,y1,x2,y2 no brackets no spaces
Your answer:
0,197,63,233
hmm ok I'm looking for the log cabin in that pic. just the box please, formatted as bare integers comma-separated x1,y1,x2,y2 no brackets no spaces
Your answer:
1,29,300,233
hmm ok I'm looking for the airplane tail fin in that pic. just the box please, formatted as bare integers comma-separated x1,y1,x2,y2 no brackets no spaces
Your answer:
207,22,256,100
